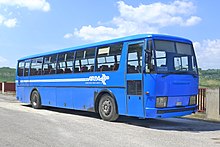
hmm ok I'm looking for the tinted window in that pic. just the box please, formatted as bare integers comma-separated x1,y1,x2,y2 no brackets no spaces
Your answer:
30,57,43,76
154,40,197,74
57,52,74,74
154,40,175,52
127,43,143,73
24,60,31,76
74,48,95,73
18,61,25,76
43,54,57,75
176,42,193,55
96,43,122,72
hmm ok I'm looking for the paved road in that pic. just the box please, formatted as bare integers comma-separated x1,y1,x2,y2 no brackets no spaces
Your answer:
0,94,220,147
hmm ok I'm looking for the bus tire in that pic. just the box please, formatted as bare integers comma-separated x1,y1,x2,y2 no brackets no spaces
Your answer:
98,94,119,121
30,90,42,109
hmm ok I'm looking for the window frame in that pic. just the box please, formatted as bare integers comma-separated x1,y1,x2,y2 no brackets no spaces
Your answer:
24,60,31,77
30,57,43,76
17,61,25,77
95,42,123,72
74,48,96,73
57,51,74,74
127,42,144,74
152,39,198,74
42,54,58,75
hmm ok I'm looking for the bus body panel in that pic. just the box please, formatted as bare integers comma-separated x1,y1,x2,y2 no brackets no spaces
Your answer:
155,74,198,97
39,87,57,106
145,105,196,118
56,88,74,109
144,74,198,118
16,87,24,101
20,86,127,115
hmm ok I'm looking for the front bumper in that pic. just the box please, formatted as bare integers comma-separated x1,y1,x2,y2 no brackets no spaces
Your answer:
145,105,197,118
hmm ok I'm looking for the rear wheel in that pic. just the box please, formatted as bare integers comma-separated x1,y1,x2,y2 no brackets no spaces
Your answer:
30,90,42,109
98,94,119,121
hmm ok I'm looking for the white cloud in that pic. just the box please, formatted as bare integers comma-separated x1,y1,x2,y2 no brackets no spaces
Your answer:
68,0,201,42
3,18,17,28
0,0,50,28
0,14,17,28
183,16,201,26
0,0,50,12
0,15,4,24
64,33,73,39
194,39,220,69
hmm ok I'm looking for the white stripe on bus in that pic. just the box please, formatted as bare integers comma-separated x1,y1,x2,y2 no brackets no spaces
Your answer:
16,78,88,83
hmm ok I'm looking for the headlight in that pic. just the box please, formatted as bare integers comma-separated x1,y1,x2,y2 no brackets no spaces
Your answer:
156,97,168,108
189,95,197,105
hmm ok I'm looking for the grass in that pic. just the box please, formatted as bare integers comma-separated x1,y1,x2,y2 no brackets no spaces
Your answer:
0,67,16,82
199,78,220,88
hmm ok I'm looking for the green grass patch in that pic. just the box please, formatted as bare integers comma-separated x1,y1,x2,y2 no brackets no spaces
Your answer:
0,67,16,82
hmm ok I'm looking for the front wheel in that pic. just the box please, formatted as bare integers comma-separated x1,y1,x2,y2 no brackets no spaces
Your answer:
98,94,119,121
30,90,42,109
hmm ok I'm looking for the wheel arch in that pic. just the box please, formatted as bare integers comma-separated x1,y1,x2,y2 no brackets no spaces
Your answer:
94,89,118,114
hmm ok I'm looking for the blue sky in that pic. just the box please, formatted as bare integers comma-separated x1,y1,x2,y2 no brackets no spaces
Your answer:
0,0,219,69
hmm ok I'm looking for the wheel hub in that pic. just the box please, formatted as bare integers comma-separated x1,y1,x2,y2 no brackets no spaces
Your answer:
102,100,112,116
32,94,37,106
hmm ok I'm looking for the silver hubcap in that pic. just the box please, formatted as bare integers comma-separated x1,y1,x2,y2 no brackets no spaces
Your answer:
102,99,112,116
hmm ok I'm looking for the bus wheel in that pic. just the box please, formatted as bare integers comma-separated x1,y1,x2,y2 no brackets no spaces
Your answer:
30,90,42,109
98,94,119,121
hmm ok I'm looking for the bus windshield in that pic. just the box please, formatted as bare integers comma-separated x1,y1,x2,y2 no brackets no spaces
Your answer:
153,40,198,75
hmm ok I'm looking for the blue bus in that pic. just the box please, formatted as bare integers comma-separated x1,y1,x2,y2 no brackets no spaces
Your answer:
16,34,198,121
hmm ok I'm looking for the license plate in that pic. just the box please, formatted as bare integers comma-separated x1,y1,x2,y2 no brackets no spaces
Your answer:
176,102,182,106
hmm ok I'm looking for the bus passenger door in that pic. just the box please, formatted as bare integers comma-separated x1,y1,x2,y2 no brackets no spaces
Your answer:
126,41,144,117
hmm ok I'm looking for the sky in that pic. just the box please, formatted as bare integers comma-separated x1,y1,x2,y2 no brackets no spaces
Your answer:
0,0,219,69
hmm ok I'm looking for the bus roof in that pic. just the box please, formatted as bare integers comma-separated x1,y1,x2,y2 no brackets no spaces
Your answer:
18,34,192,61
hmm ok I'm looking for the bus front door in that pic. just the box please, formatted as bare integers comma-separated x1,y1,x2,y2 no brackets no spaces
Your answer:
126,41,144,117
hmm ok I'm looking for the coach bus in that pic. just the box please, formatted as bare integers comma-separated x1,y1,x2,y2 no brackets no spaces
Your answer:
16,34,198,121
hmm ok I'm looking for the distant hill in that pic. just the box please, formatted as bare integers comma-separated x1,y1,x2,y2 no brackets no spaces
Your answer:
0,67,219,87
0,67,16,82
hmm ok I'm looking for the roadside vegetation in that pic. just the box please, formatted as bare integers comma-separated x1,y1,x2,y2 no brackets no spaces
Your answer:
0,67,16,82
199,68,220,88
0,67,219,88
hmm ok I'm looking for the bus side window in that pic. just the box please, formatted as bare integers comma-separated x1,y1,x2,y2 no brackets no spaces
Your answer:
56,52,74,74
74,48,95,73
18,61,25,76
24,60,31,76
57,53,65,74
65,52,74,73
75,50,83,73
96,43,122,72
30,57,43,76
43,54,57,75
127,43,143,73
